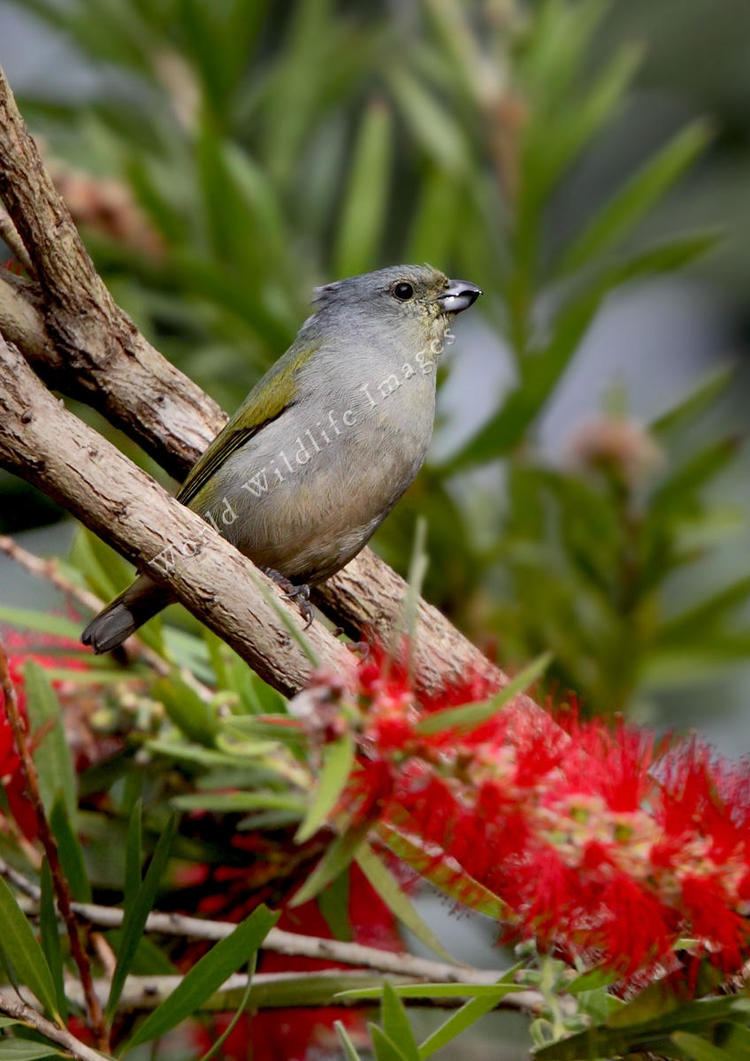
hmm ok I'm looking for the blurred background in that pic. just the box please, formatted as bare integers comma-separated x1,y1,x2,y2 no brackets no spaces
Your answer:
2,3,750,1057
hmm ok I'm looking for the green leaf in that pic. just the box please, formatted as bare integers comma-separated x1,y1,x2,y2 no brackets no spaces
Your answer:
560,121,712,273
370,1024,410,1061
416,652,551,735
0,607,81,641
106,814,177,1018
652,437,739,516
0,1044,64,1059
334,100,393,276
671,1032,734,1061
656,577,750,647
125,905,278,1050
290,823,370,907
356,844,454,962
197,954,257,1061
295,732,355,843
377,823,510,921
651,365,733,439
171,792,304,814
337,981,522,1001
124,799,143,911
39,860,67,1021
318,868,352,941
418,988,515,1058
388,67,470,175
154,675,219,746
335,1020,363,1060
23,662,76,820
0,876,59,1020
382,982,419,1061
49,799,91,903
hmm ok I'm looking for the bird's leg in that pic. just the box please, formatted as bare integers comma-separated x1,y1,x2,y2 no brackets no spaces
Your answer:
260,567,314,629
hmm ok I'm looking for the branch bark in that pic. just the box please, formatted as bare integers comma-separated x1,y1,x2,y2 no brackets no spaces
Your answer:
0,64,550,727
0,991,110,1061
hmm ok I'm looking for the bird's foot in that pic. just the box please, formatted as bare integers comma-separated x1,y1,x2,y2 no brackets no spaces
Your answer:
261,568,314,629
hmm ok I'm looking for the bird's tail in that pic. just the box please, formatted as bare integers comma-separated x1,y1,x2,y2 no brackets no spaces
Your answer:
81,575,169,654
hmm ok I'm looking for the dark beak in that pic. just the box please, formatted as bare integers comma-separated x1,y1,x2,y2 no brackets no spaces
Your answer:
437,279,483,314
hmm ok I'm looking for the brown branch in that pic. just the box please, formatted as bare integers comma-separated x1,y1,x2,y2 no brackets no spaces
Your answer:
0,66,223,480
0,338,356,697
0,68,551,731
0,990,110,1061
0,203,34,273
0,638,107,1049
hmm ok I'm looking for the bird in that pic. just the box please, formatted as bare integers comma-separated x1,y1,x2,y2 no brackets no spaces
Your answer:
81,264,481,653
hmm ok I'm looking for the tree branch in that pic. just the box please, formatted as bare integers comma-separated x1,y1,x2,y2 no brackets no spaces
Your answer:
0,991,110,1061
0,856,503,987
0,339,355,697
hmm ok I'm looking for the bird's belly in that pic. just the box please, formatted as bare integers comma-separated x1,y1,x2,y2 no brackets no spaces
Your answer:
203,409,431,584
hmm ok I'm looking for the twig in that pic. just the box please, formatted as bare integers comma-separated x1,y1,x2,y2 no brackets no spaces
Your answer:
0,203,33,273
0,639,108,1050
63,971,549,1015
0,990,110,1061
0,858,503,986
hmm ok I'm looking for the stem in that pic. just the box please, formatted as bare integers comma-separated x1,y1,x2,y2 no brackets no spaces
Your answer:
0,640,109,1051
0,990,110,1061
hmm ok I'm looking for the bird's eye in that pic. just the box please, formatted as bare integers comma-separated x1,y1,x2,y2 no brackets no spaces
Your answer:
392,281,414,301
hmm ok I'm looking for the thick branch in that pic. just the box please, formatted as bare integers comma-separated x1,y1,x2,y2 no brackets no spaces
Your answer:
0,339,355,697
0,67,223,478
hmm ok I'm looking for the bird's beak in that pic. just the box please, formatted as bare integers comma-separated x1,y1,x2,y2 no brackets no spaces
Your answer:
437,279,483,314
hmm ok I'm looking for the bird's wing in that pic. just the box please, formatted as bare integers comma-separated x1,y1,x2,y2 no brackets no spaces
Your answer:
177,341,318,508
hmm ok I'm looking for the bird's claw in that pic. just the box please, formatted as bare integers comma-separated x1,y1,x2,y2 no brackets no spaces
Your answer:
261,568,314,628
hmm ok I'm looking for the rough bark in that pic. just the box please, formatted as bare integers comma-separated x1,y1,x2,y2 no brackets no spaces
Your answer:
0,67,223,479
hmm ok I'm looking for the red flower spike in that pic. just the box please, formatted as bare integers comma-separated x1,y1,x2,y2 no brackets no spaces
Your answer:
313,637,750,984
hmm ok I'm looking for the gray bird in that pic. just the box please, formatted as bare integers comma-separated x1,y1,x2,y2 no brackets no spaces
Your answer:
82,264,481,652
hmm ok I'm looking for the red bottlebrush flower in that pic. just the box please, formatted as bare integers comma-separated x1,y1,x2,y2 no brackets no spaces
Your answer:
0,628,92,838
320,638,750,984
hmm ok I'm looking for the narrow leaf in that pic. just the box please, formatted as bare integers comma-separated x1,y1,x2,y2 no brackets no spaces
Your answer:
671,1032,734,1061
382,982,419,1061
334,100,393,276
295,733,355,843
419,988,514,1057
23,662,76,820
50,798,91,903
415,652,551,735
0,876,59,1020
39,860,67,1021
125,905,278,1050
107,815,177,1018
377,822,510,920
290,823,370,907
356,844,454,962
561,121,711,273
335,1020,363,1060
370,1023,409,1061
